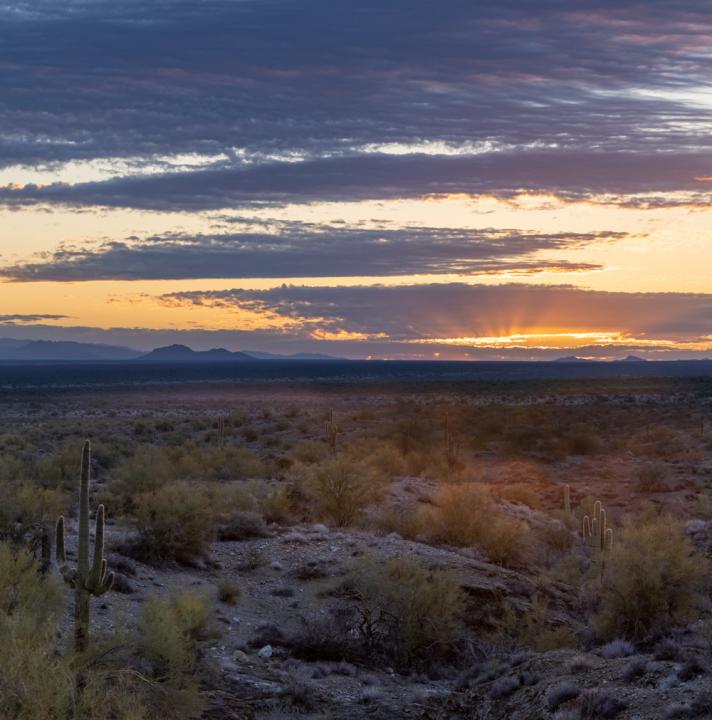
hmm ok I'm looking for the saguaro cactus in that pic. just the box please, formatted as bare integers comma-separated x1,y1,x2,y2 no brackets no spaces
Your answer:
563,484,571,516
445,412,458,473
582,500,613,572
56,440,114,652
325,410,339,455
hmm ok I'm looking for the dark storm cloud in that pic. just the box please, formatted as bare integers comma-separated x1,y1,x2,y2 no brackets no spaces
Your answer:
164,283,712,344
1,0,712,208
0,224,621,280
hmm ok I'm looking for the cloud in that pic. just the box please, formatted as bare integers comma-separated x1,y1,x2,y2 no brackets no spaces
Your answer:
0,313,69,324
0,1,711,210
0,223,621,280
2,151,711,211
163,283,712,349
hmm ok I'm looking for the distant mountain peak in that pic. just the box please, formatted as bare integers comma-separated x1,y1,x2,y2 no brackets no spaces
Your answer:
621,355,647,362
137,345,251,363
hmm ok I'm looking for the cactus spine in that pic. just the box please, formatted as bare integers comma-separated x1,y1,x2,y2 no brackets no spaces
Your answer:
582,500,613,573
56,440,114,652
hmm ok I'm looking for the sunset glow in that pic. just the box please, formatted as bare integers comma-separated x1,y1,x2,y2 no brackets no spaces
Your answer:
1,1,711,359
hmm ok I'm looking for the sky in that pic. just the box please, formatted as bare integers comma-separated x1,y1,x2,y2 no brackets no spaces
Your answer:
1,0,711,360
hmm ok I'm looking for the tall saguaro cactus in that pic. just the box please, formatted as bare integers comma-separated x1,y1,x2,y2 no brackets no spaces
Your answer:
582,499,613,573
56,440,114,652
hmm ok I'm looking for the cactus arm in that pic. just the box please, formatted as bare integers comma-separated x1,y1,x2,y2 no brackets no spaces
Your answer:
87,505,105,590
56,516,66,564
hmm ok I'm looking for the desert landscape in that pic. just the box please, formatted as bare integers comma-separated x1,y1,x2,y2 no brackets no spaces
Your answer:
3,1,712,717
2,375,712,719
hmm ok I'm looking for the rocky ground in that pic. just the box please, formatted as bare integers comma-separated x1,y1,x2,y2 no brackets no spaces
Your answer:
51,505,712,720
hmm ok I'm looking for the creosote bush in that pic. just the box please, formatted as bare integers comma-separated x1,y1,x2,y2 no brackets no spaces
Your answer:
301,455,378,527
596,513,709,641
345,556,465,666
422,483,529,567
133,483,215,564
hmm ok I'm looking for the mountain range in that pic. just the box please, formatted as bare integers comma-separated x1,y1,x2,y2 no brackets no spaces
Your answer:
0,339,343,362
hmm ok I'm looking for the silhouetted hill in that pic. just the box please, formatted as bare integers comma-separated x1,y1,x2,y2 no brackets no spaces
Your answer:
553,356,595,363
244,350,342,360
137,345,252,363
0,338,141,361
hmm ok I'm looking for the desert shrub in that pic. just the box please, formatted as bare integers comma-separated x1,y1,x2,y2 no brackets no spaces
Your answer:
255,483,297,524
537,519,575,555
630,425,688,459
566,423,603,455
546,681,580,712
634,461,670,493
345,439,407,478
237,547,267,571
289,440,330,464
578,688,626,719
373,503,426,540
217,580,240,605
599,639,635,658
112,444,264,515
111,445,176,513
345,556,465,666
302,456,377,527
137,593,210,717
218,511,269,541
242,426,258,442
622,656,647,682
499,597,578,651
494,482,541,509
595,514,709,641
77,669,149,720
0,544,72,720
133,483,215,564
423,484,529,567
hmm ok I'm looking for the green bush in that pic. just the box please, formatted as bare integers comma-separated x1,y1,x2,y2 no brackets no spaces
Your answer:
133,483,216,564
138,593,210,717
346,556,465,665
303,456,377,527
0,543,71,720
422,484,529,567
633,461,670,493
596,513,709,641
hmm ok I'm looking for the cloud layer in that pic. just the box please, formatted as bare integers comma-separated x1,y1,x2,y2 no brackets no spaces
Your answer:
1,0,711,209
0,224,620,280
163,283,712,352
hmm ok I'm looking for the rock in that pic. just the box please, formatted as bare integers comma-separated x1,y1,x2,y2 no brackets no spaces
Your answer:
111,572,135,594
234,650,250,663
270,560,283,571
271,586,295,597
249,624,286,648
310,524,329,534
258,645,273,659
